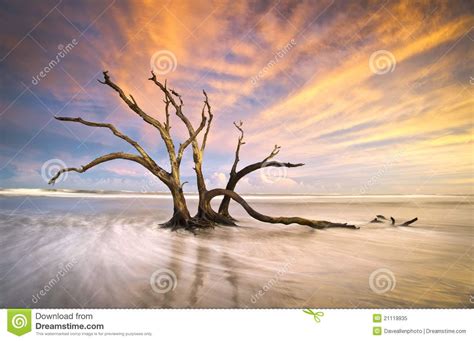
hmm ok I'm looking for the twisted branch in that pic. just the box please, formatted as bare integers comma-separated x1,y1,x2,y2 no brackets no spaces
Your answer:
208,189,358,229
201,90,213,152
230,120,245,176
149,71,210,201
263,144,281,163
177,99,207,163
48,152,148,185
218,122,303,218
149,71,209,164
99,71,179,165
54,116,165,173
99,71,163,130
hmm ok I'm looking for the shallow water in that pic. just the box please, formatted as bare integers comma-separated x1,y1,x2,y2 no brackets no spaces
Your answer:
0,191,472,308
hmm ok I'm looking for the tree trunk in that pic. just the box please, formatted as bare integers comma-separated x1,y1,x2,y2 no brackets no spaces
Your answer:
194,161,208,217
198,189,237,226
161,182,192,229
217,177,238,220
218,161,304,220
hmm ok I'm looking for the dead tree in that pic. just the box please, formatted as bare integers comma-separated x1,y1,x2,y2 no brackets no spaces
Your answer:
49,70,358,231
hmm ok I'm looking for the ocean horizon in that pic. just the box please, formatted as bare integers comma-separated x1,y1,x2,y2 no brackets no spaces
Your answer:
0,188,471,200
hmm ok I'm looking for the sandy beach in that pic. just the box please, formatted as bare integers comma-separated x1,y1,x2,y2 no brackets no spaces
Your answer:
0,190,472,308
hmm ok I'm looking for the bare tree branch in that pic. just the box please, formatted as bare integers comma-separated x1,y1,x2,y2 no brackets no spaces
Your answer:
230,120,245,176
177,101,207,163
149,71,210,206
163,81,171,130
149,71,182,112
240,160,305,175
218,160,304,218
99,71,163,130
149,71,209,150
53,116,166,174
400,217,418,226
262,144,281,163
99,70,180,167
149,71,210,168
218,124,302,218
200,90,213,152
207,189,358,229
48,152,149,185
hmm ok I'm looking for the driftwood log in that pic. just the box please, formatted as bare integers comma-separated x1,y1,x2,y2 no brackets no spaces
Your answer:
369,215,418,227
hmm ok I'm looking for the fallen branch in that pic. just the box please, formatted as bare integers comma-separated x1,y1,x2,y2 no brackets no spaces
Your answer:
400,217,418,226
369,215,418,227
206,189,359,230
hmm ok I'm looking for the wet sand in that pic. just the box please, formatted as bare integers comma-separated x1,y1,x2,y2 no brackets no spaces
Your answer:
0,192,472,308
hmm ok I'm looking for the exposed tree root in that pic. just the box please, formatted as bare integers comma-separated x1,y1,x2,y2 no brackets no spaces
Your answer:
159,210,238,233
194,210,236,227
160,215,214,233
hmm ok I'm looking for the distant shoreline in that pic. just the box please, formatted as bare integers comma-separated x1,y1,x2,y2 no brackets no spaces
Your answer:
0,188,470,199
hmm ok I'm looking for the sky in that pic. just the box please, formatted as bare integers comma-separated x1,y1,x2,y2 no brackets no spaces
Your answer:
0,0,472,195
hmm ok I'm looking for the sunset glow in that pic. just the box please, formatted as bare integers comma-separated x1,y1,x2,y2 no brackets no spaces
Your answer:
1,0,473,194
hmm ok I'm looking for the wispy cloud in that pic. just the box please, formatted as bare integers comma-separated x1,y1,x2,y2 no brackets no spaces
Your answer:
0,0,472,194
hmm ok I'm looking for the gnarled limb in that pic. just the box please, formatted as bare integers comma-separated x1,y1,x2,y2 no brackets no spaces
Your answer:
53,116,169,182
400,217,418,226
200,90,213,152
99,71,164,131
229,120,245,177
48,152,150,185
262,144,281,163
206,189,358,229
218,122,304,219
149,71,181,112
149,72,210,194
99,71,179,168
176,99,207,164
369,216,417,227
